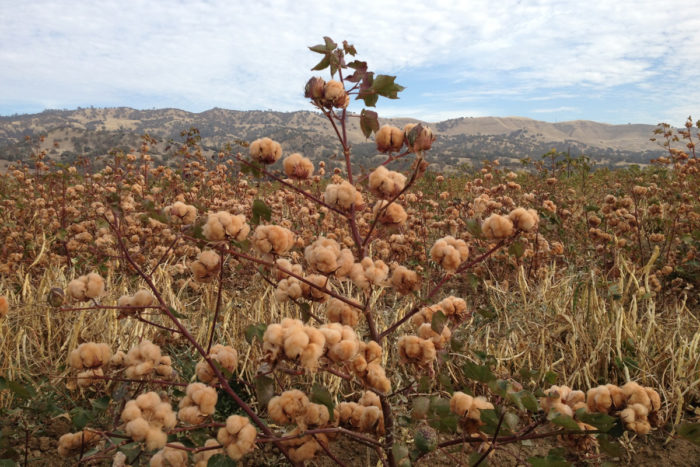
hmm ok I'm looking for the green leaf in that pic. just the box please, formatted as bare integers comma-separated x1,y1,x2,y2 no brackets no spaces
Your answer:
411,397,430,420
372,74,405,99
70,407,89,430
478,409,501,435
598,434,624,456
414,428,437,453
298,302,312,323
548,412,581,431
323,36,337,51
311,54,331,71
310,384,335,422
528,448,571,467
584,204,600,212
244,323,266,344
251,199,272,226
508,240,525,258
431,310,447,334
543,371,558,385
463,361,496,383
677,422,700,445
429,397,451,417
575,408,616,432
360,109,379,138
0,461,17,467
417,376,431,393
342,40,357,56
518,391,540,413
208,454,237,466
255,375,275,409
308,44,328,54
91,395,110,411
465,218,483,238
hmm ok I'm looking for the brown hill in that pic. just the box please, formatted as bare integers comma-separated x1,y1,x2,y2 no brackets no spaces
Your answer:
0,107,663,170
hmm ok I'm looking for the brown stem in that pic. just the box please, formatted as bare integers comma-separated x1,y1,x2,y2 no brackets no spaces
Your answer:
207,249,227,353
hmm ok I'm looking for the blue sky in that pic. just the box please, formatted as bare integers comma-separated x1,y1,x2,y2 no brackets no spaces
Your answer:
1,0,699,125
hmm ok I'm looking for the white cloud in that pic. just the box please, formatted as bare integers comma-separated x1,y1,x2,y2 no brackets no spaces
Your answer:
0,0,698,122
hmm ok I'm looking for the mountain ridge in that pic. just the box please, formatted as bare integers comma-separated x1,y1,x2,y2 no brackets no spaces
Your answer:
0,107,663,170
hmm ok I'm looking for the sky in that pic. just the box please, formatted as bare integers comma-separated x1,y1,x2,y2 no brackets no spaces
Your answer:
1,0,699,125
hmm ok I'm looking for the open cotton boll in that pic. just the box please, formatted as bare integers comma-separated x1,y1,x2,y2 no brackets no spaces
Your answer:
68,342,112,369
482,214,514,239
404,123,435,152
322,80,349,108
390,265,421,295
430,236,469,272
66,273,105,301
324,181,364,211
217,415,257,460
193,439,223,467
190,250,221,282
375,125,405,153
249,137,282,164
350,257,389,291
164,201,197,224
121,392,176,451
57,431,100,457
508,207,539,232
304,236,341,274
283,153,314,179
150,443,188,467
398,335,436,367
178,382,218,424
252,225,295,256
368,166,406,198
0,296,8,318
202,211,250,242
326,297,360,327
196,344,238,384
373,200,407,226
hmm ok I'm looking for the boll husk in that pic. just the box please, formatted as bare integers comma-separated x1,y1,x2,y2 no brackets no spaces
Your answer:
150,443,188,467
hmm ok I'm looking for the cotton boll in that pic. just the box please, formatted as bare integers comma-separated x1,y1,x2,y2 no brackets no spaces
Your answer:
373,200,407,226
249,137,282,164
203,211,250,242
398,335,436,366
375,126,405,153
190,250,221,282
252,225,295,255
0,296,7,318
283,153,314,179
193,439,222,467
404,124,435,152
326,298,360,327
324,181,364,211
390,265,421,295
482,214,514,239
164,201,197,224
508,207,539,232
368,166,406,198
304,237,341,273
416,323,451,350
150,443,188,467
430,236,469,272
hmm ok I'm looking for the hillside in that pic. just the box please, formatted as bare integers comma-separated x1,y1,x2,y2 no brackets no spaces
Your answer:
0,107,663,171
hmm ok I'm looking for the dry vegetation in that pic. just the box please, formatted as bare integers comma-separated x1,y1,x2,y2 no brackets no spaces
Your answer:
0,38,698,466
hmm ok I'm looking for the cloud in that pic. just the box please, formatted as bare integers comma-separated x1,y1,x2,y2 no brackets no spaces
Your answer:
0,0,698,123
532,107,579,114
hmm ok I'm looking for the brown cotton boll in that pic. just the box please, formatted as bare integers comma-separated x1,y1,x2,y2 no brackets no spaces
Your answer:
273,258,303,280
77,368,104,388
482,214,514,239
543,199,557,213
304,236,341,273
249,137,282,164
358,391,381,408
283,328,310,360
125,341,162,379
125,417,150,441
470,397,494,420
268,390,310,425
450,392,474,417
194,439,222,467
150,443,188,467
164,201,197,224
275,277,303,302
359,406,383,433
622,382,652,409
323,80,347,108
365,361,391,393
57,431,100,458
645,388,661,412
304,402,330,427
404,124,435,152
203,211,251,242
364,340,382,363
620,404,651,434
110,350,126,368
69,342,112,369
411,304,440,328
145,428,168,451
252,225,295,255
190,250,221,282
374,200,407,226
303,274,329,302
390,265,421,295
0,296,7,318
508,207,539,232
369,166,406,198
375,125,405,153
417,323,451,349
326,298,360,327
324,181,364,211
430,236,469,272
438,296,468,321
335,248,355,279
398,335,436,366
283,153,314,179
